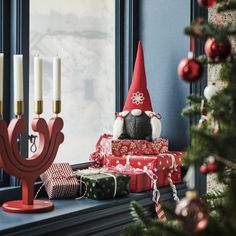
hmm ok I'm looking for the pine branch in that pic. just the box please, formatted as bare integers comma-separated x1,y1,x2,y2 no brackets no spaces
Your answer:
187,94,203,103
181,105,201,117
181,95,204,117
217,0,236,12
203,190,225,200
161,203,177,219
147,220,188,236
215,155,236,169
203,190,226,211
130,201,152,227
120,223,145,236
184,18,235,40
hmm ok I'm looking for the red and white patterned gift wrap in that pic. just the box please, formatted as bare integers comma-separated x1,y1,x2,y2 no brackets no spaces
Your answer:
111,138,168,156
40,163,79,199
90,134,169,167
90,134,113,167
103,151,183,189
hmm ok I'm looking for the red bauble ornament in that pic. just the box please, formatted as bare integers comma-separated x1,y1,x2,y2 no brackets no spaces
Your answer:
175,191,209,233
178,57,203,82
207,162,218,172
205,38,231,62
200,164,209,174
198,0,216,8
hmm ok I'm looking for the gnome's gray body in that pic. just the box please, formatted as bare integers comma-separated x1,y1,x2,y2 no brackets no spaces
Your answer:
119,111,152,141
113,109,161,142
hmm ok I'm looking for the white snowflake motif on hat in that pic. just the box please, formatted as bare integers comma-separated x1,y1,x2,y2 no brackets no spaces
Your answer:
131,91,145,105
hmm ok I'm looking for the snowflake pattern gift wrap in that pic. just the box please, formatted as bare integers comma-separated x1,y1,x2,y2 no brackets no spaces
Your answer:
76,168,130,200
40,163,79,199
103,151,183,189
111,138,168,156
90,134,168,166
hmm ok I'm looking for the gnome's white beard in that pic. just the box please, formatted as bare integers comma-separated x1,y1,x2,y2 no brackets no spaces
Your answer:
113,110,162,140
145,111,161,141
113,111,129,140
150,114,162,141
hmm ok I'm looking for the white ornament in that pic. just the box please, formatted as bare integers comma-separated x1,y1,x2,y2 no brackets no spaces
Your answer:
207,156,215,163
131,91,145,105
204,84,218,100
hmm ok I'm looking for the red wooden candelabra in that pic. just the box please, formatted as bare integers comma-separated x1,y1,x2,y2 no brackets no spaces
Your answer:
0,116,64,213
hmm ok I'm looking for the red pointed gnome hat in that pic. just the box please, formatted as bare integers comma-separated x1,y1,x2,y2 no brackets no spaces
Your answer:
123,41,153,112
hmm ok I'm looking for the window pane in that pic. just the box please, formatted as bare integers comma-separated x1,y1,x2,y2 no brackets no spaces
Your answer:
29,0,115,164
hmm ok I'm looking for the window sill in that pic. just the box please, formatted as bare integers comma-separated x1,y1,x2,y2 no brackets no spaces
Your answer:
0,183,187,236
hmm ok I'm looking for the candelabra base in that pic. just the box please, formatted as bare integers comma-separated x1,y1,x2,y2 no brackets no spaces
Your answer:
2,200,54,213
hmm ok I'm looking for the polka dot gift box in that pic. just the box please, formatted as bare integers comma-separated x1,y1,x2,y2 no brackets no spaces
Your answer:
103,151,183,191
76,168,130,200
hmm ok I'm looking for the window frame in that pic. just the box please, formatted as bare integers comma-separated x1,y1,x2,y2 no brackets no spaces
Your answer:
0,0,207,196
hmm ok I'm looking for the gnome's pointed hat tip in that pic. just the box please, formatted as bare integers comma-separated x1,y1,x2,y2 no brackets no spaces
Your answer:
137,40,143,55
122,40,153,112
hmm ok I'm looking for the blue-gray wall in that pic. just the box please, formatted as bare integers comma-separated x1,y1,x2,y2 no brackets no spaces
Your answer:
139,0,190,150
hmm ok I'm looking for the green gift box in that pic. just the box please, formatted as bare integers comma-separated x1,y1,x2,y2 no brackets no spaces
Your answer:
76,168,130,200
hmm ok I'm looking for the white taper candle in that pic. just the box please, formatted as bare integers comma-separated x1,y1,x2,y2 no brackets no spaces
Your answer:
0,53,3,101
34,57,43,101
53,56,61,101
13,55,24,101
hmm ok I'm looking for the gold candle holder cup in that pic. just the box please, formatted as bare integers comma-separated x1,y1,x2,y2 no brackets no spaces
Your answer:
35,101,43,115
0,100,3,115
53,100,61,115
14,101,24,117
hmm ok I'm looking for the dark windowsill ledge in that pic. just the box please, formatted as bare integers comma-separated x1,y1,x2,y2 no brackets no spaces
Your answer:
0,183,187,236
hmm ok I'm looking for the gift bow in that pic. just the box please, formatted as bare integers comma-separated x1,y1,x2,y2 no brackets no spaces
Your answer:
76,168,118,198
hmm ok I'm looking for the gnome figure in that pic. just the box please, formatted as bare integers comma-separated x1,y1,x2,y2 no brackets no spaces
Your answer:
113,41,162,141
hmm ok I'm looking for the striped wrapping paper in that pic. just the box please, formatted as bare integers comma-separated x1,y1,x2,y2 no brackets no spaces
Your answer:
40,163,79,199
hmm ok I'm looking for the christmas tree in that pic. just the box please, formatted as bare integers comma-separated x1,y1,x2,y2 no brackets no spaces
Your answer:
122,0,236,235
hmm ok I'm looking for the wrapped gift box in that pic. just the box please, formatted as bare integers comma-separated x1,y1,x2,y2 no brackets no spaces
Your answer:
90,133,168,166
111,138,168,156
108,168,152,192
76,168,130,200
103,151,183,189
40,163,79,199
129,171,151,192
